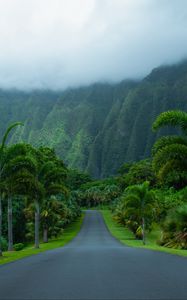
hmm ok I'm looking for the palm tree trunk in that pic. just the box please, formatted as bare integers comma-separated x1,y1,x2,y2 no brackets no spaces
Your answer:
43,227,48,243
142,216,146,245
8,197,13,251
141,197,146,245
0,196,2,256
35,200,40,249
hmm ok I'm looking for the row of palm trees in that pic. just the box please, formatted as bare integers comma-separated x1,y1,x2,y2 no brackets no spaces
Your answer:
0,122,68,256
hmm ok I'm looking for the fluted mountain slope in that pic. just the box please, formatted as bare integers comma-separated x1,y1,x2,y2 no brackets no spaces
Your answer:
1,61,187,177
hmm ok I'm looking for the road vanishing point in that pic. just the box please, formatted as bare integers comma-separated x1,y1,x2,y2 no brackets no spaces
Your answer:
0,210,187,299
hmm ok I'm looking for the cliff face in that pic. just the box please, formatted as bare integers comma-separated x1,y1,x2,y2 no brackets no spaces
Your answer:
1,61,187,178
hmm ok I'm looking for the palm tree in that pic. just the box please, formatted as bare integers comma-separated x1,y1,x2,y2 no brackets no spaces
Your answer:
152,110,187,188
15,170,44,249
0,122,23,255
2,143,37,251
30,147,67,248
41,181,68,243
11,160,44,249
38,155,68,243
124,181,156,244
41,196,68,243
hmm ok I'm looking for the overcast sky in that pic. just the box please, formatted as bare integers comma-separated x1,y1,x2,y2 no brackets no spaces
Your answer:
0,0,187,90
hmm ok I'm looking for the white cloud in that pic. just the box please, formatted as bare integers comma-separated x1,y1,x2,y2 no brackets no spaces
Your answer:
0,0,186,89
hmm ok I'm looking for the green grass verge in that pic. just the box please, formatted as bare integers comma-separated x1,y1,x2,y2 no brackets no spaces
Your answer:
101,209,187,257
0,214,84,265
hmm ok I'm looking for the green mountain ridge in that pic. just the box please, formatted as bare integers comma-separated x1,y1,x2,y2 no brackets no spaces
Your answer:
1,61,187,178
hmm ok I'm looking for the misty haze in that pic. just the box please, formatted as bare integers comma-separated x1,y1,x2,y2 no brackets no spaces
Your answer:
0,0,187,90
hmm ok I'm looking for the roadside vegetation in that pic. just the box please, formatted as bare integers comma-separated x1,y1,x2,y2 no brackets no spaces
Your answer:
0,123,90,261
74,109,187,256
0,108,187,261
0,214,83,265
101,210,187,257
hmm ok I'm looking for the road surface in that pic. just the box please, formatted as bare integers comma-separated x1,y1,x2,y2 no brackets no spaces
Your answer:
0,210,187,299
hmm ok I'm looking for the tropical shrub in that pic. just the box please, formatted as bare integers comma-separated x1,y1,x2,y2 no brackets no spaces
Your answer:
14,243,25,251
0,237,8,251
114,182,157,242
154,188,186,221
118,159,156,188
159,204,187,249
66,169,92,190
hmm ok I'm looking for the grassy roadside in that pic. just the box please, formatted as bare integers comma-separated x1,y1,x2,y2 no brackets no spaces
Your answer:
101,209,187,257
0,214,84,265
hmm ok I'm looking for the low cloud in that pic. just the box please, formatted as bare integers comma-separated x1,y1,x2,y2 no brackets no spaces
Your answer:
0,0,187,90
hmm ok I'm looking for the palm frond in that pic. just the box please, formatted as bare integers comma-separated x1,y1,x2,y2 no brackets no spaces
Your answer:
1,122,23,151
153,144,187,171
152,110,187,133
152,136,187,155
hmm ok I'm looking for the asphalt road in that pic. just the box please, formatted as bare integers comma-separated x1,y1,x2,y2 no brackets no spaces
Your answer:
0,210,187,299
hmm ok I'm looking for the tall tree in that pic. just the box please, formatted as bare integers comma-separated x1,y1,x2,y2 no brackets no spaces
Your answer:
41,197,68,243
37,147,68,243
2,143,36,251
0,122,23,254
24,146,68,248
123,181,156,244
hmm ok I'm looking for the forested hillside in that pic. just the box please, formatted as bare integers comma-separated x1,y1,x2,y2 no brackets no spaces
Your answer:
1,61,187,178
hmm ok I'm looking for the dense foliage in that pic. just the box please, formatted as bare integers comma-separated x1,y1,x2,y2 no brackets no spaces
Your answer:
77,178,120,208
0,124,87,255
72,107,187,250
110,109,187,248
152,110,187,188
114,182,157,242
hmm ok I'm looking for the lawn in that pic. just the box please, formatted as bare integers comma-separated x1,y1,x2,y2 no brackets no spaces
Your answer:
0,214,84,265
101,209,187,257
